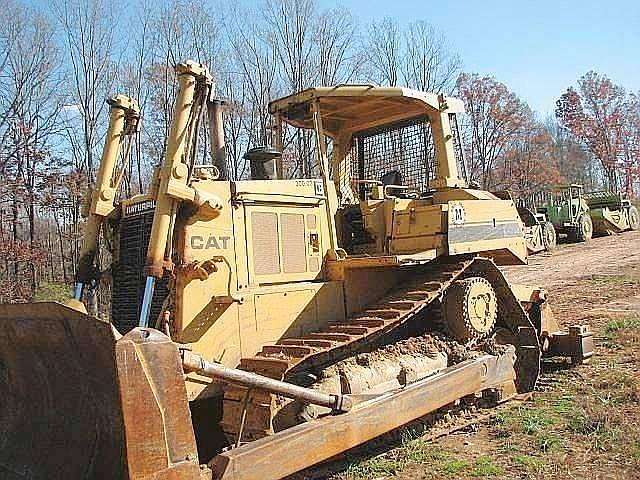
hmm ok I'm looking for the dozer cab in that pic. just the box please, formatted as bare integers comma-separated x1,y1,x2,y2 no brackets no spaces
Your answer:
0,61,593,480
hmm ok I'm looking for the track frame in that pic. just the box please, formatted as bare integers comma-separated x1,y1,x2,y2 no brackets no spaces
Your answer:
211,351,517,480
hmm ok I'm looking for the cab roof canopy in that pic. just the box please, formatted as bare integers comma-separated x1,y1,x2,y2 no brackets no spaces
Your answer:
268,85,465,139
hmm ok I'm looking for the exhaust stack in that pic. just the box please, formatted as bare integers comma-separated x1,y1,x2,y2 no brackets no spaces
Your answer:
208,98,228,180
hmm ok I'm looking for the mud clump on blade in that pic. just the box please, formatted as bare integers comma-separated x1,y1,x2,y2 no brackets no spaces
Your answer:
477,337,511,357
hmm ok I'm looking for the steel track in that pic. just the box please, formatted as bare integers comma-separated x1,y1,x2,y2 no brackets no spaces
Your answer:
222,256,540,441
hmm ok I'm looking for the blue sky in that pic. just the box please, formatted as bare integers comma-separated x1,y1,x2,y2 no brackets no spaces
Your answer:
337,0,640,116
31,0,638,117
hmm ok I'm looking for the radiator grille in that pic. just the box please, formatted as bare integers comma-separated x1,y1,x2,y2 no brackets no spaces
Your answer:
281,213,307,273
111,205,169,333
252,212,280,275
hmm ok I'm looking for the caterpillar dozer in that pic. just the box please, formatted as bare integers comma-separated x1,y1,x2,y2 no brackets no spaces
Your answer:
0,61,593,480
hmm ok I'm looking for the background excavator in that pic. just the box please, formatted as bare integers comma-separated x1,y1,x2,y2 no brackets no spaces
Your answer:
0,61,593,480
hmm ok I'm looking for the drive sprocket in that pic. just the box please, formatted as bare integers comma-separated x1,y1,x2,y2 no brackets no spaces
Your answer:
442,276,497,342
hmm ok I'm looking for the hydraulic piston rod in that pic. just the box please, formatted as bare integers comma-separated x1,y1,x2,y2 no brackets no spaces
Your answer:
181,350,352,413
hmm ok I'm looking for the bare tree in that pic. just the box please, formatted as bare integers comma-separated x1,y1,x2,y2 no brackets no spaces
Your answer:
362,17,402,86
0,2,65,298
219,70,250,180
55,0,119,181
225,4,278,154
361,18,461,94
117,0,156,195
135,0,224,179
262,0,318,177
264,0,315,93
0,0,21,140
314,6,360,86
402,21,461,93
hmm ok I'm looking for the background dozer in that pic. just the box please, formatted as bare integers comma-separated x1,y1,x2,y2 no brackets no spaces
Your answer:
0,61,593,480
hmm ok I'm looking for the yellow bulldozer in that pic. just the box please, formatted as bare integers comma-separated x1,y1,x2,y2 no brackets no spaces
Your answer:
0,61,593,480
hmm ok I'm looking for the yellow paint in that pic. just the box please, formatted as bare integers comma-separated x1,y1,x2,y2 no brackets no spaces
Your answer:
103,70,534,402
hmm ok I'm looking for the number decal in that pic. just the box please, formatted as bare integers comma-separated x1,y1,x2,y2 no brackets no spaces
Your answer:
451,203,466,225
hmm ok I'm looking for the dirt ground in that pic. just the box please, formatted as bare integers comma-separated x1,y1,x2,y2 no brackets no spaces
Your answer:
297,231,640,480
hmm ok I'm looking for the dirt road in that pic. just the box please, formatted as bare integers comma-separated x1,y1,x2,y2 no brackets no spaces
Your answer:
503,231,640,288
314,232,640,480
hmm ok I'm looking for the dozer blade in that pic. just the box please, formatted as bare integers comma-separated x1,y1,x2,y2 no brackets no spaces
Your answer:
0,303,126,479
0,302,206,480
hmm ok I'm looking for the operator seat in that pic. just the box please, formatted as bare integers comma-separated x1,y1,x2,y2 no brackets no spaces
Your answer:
381,170,403,197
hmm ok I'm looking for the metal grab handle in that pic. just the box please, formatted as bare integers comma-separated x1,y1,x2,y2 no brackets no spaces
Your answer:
383,184,419,199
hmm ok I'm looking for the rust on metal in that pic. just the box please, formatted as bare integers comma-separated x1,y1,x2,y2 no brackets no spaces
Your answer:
182,350,352,412
211,352,517,480
116,327,204,479
0,302,127,479
0,303,209,480
544,325,594,364
222,257,541,441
